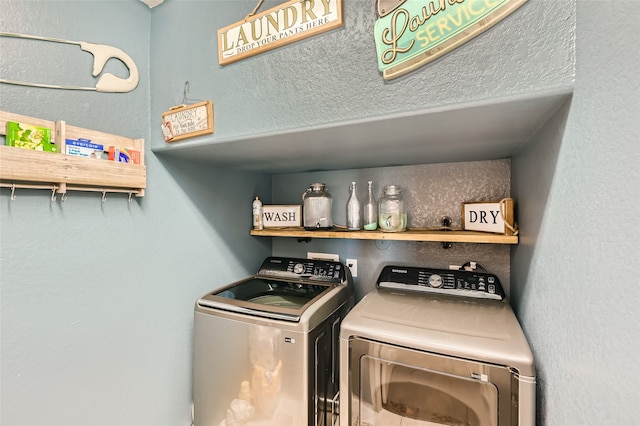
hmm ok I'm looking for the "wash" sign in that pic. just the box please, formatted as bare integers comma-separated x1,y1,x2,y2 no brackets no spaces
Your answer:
374,0,527,80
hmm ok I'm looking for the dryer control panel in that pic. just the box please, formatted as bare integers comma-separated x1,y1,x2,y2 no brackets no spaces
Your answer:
256,256,348,284
376,265,505,300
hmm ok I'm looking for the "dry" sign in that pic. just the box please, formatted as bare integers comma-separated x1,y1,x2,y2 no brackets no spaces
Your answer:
462,199,516,235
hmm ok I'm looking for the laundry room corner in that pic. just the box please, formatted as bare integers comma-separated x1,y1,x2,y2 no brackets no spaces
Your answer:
2,0,638,425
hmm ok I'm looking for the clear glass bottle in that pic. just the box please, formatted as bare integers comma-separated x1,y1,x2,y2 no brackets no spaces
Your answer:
378,185,407,232
303,183,333,230
346,181,362,230
363,181,378,230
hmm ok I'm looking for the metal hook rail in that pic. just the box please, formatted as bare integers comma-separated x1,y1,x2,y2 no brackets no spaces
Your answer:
0,182,141,202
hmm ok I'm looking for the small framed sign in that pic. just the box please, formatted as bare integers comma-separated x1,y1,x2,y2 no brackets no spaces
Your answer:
263,205,302,228
162,100,214,142
462,198,517,235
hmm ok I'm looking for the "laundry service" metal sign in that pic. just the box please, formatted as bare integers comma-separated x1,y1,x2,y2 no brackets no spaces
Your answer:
374,0,528,80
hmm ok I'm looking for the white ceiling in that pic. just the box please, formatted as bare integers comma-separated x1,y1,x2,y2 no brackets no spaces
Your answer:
140,0,164,8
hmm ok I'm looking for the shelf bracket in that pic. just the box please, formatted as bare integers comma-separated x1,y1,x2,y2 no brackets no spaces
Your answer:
441,216,453,249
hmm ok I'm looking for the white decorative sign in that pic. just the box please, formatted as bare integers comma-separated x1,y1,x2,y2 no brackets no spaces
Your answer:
161,101,214,142
462,199,516,234
263,205,302,227
218,0,343,65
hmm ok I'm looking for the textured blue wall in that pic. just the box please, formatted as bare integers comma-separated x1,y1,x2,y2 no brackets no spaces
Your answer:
149,0,574,147
0,2,270,425
512,2,640,424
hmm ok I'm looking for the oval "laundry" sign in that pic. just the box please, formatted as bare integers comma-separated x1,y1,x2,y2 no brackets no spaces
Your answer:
374,0,528,80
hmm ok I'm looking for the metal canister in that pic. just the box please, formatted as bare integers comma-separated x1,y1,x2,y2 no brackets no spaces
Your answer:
303,183,333,230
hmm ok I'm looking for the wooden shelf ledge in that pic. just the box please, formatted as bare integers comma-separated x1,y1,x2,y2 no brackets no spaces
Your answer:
250,227,518,244
0,110,146,197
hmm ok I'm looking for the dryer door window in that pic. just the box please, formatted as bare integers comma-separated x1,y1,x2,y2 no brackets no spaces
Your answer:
348,338,514,426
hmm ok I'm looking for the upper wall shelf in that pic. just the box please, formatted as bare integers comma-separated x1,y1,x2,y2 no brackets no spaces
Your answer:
251,228,518,244
153,88,573,173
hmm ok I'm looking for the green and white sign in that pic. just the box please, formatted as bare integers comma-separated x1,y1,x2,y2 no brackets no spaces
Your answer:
374,0,528,80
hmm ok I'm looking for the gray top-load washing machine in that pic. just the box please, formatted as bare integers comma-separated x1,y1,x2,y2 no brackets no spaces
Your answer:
194,256,354,426
340,265,535,426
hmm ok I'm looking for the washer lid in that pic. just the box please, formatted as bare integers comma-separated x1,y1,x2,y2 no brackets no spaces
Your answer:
197,256,354,323
340,289,535,376
198,277,335,322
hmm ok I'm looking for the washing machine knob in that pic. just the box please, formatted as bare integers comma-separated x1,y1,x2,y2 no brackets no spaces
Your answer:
293,263,304,274
428,274,443,288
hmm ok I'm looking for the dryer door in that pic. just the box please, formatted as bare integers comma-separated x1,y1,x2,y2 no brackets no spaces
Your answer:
347,338,515,426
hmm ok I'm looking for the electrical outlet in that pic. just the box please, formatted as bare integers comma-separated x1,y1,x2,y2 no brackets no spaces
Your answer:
346,258,358,278
307,252,339,262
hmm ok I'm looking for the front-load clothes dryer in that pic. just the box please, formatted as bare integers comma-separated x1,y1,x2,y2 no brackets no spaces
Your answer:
194,256,354,426
339,265,535,426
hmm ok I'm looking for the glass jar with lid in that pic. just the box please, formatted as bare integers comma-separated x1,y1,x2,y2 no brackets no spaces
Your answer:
378,185,407,232
302,183,333,230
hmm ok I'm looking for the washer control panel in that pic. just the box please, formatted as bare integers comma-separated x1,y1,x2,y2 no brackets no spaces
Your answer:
376,265,505,300
257,256,347,284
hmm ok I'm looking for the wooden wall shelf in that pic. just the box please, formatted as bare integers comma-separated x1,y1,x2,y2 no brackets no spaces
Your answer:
251,228,518,244
0,110,146,197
